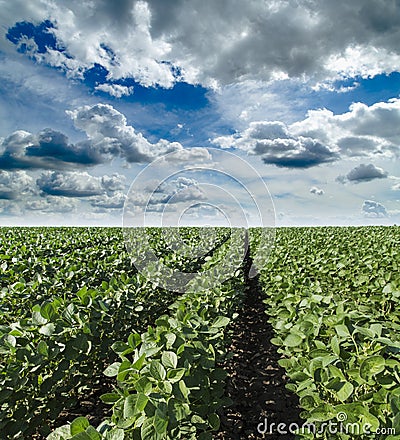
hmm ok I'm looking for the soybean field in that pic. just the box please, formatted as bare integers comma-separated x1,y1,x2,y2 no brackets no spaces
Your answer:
0,226,399,439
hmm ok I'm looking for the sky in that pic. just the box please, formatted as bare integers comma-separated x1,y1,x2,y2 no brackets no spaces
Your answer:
0,0,399,226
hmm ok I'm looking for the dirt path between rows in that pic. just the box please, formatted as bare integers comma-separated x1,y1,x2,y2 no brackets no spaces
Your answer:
216,260,302,439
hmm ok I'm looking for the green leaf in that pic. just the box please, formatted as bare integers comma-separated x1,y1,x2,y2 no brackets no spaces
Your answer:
337,382,354,402
128,333,141,349
392,413,400,435
105,429,124,440
32,309,47,325
140,417,155,440
154,409,168,434
208,413,220,430
331,335,340,356
70,417,90,435
37,340,48,357
40,302,56,321
123,395,137,419
360,356,386,379
335,324,351,338
111,341,131,354
283,333,303,347
211,316,230,328
167,368,185,383
135,377,153,394
136,393,149,412
84,427,101,440
150,360,166,381
103,362,121,377
391,395,400,414
179,380,189,400
47,425,72,440
132,353,146,371
39,323,56,336
164,332,176,346
100,393,121,404
161,351,178,369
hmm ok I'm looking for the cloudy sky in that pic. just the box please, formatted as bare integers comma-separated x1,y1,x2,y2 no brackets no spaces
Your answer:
0,0,399,226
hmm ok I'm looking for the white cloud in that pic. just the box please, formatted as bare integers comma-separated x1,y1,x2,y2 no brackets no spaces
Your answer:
215,98,400,168
213,120,338,168
26,197,78,213
337,163,389,183
3,0,400,88
310,186,324,196
67,103,209,163
362,200,388,218
91,192,126,209
291,98,400,158
95,83,134,98
37,170,126,198
37,171,104,197
149,176,205,205
101,173,126,194
0,170,36,199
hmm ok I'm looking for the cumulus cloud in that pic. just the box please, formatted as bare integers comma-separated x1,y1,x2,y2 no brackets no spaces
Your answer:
101,173,126,194
0,170,35,199
214,98,400,167
26,197,78,213
95,83,134,98
37,171,104,197
337,163,389,183
3,0,400,88
0,128,102,170
91,192,126,209
362,200,388,218
291,99,400,158
0,104,207,170
310,186,324,196
151,176,205,205
67,103,208,163
213,121,338,168
36,170,126,199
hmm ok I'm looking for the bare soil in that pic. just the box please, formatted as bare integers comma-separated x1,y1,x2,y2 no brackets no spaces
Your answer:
216,268,302,439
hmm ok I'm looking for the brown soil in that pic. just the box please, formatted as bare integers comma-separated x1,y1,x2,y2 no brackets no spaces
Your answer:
216,269,302,439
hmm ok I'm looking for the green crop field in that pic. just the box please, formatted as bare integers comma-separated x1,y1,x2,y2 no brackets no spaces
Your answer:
0,226,399,439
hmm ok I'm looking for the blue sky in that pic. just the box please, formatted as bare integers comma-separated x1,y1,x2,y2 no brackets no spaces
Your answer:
0,0,399,226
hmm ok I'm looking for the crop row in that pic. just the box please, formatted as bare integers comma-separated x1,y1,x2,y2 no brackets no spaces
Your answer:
48,228,248,439
254,226,400,439
0,227,246,439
